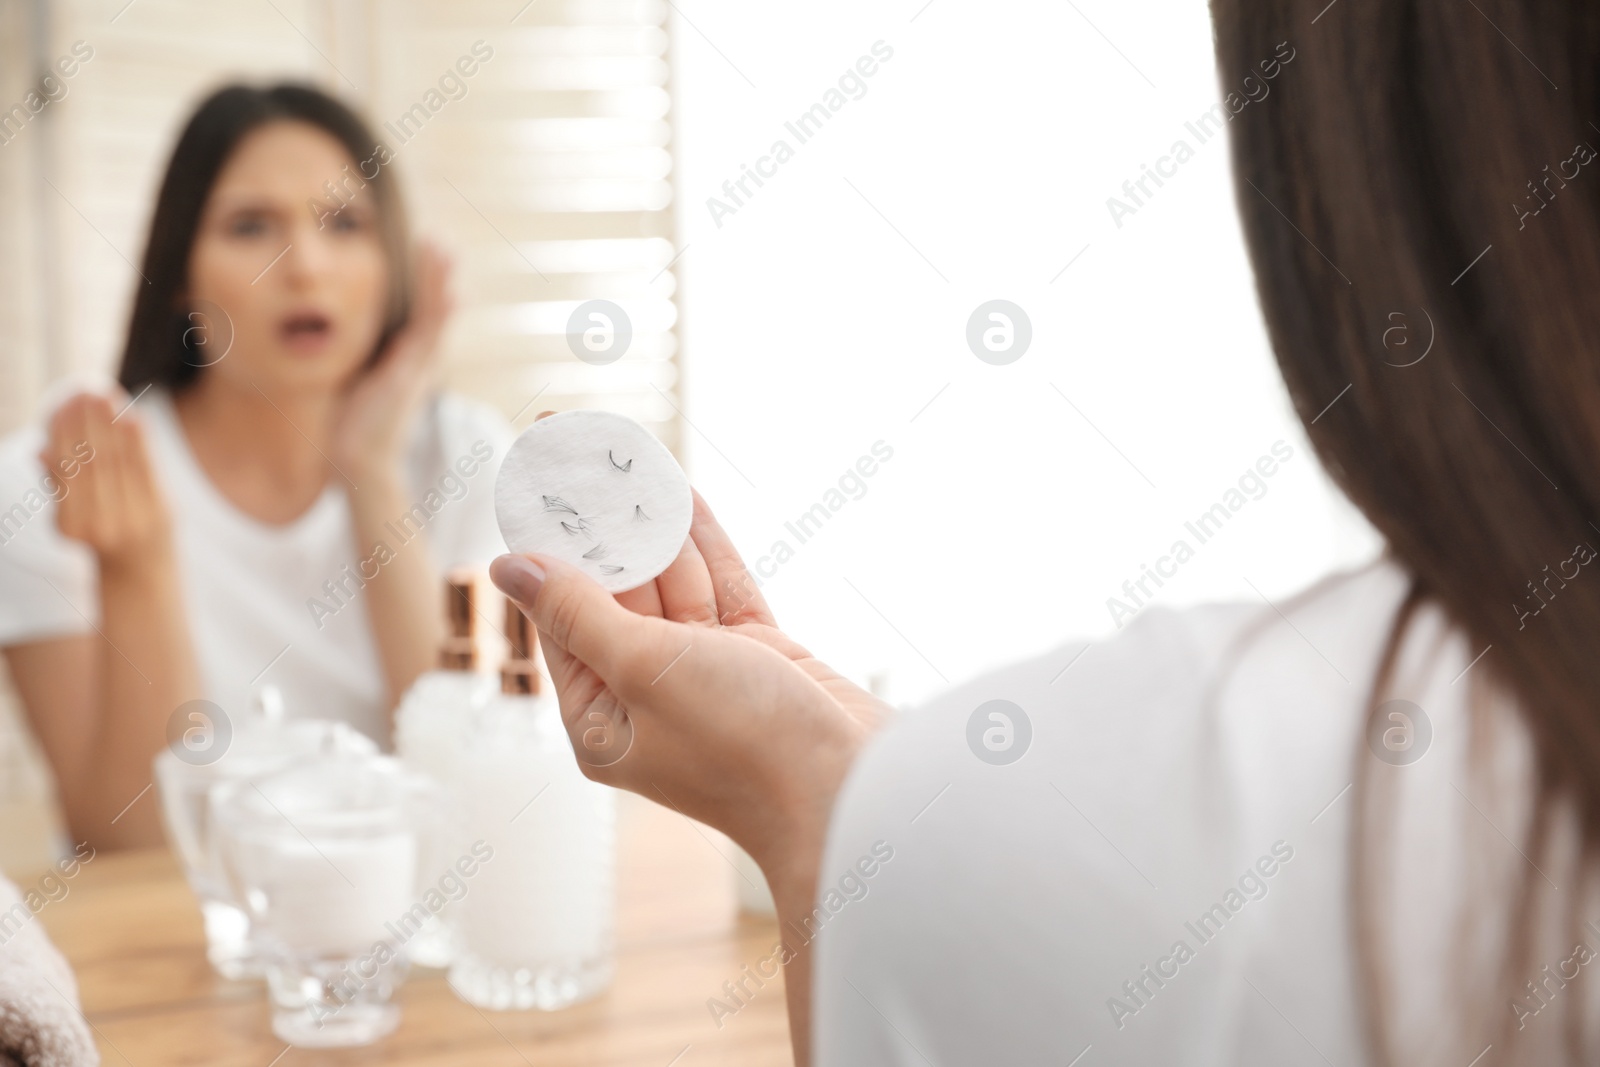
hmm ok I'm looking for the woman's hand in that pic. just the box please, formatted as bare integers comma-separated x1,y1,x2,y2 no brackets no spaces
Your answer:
330,240,453,482
490,490,884,892
493,490,882,1067
44,392,173,577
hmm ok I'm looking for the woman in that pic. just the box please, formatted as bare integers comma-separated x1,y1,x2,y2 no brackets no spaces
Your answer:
492,3,1600,1066
0,84,510,851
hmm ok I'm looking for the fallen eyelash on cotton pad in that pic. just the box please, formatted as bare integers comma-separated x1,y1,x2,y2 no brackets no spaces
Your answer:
493,410,694,593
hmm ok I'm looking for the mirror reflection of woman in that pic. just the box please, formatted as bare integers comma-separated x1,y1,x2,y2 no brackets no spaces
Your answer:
0,84,510,850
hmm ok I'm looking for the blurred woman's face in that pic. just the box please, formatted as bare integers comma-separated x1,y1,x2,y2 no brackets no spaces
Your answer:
186,120,390,398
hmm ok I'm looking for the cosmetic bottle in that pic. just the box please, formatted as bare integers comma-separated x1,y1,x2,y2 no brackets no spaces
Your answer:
394,570,495,967
395,570,497,768
447,600,617,1010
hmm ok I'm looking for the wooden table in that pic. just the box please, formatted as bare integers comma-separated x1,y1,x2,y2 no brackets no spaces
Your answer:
35,794,792,1066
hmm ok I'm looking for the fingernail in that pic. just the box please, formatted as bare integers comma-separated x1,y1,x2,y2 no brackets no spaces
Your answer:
491,554,545,606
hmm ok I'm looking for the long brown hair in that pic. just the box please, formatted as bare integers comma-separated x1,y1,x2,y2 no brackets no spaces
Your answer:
118,82,411,394
1211,1,1600,1062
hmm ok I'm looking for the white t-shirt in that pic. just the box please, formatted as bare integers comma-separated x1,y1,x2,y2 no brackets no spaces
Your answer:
0,387,514,745
814,560,1581,1065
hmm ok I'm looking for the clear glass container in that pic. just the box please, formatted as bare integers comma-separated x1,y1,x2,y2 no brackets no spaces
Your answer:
213,753,439,1047
154,706,377,980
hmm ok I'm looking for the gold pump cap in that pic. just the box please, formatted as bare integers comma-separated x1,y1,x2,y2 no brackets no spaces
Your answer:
438,570,477,671
500,596,540,695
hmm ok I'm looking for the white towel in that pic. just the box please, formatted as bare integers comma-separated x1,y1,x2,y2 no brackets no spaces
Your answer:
0,874,97,1066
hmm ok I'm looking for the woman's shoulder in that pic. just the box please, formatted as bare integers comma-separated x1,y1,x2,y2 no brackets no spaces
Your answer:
828,557,1414,839
819,556,1420,926
404,390,516,483
427,389,516,447
902,556,1411,732
0,418,97,645
812,559,1417,1061
400,390,518,569
0,417,48,481
0,421,55,541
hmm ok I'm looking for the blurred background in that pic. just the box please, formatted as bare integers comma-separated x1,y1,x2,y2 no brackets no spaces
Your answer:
0,0,1381,871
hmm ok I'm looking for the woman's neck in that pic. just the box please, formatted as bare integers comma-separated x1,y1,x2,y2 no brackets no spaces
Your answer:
173,373,341,525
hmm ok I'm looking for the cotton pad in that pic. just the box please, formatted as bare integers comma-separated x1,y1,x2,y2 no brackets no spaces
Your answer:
494,410,693,593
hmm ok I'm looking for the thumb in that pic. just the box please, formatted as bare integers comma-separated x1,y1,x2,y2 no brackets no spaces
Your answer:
490,552,652,684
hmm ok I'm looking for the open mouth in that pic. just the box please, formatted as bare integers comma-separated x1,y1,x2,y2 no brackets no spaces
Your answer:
279,310,334,349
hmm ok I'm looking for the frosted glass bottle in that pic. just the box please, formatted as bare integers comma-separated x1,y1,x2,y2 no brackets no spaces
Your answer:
446,601,617,1010
394,571,495,967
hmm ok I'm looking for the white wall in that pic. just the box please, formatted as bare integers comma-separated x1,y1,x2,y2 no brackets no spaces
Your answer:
671,0,1382,707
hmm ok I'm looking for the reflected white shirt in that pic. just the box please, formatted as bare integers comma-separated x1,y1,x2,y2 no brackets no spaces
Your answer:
0,387,513,744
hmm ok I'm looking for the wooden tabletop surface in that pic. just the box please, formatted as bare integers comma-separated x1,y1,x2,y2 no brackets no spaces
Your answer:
35,793,792,1066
